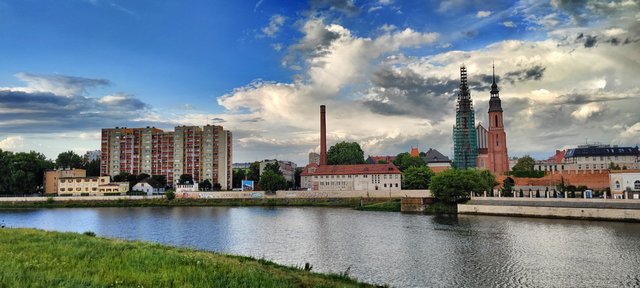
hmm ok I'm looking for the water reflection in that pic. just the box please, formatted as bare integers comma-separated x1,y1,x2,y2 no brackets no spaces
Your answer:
1,207,639,287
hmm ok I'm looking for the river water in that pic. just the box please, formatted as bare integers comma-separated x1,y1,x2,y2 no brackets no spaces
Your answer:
1,207,639,287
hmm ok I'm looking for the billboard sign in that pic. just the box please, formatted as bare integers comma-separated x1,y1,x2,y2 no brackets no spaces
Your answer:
241,180,254,191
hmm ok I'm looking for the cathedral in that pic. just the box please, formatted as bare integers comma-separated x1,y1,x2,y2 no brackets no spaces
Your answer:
453,65,509,175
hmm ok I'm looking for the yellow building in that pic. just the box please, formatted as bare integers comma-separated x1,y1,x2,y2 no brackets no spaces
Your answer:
44,168,86,194
57,176,129,196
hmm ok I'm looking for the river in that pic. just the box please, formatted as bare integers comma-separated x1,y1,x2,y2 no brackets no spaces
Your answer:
1,206,639,287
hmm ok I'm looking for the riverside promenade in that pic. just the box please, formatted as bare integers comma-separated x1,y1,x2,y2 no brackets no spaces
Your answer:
459,197,640,222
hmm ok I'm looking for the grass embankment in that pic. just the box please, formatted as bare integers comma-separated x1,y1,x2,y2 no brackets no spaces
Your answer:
357,199,401,212
0,197,362,209
0,228,374,288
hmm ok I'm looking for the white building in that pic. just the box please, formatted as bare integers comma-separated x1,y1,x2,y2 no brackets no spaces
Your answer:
132,178,165,196
609,170,640,199
300,163,401,191
57,176,129,196
175,182,199,193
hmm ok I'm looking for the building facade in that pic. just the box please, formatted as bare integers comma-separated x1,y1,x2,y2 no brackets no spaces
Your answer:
259,159,297,184
100,125,232,189
453,65,478,169
44,168,86,194
308,152,320,165
535,145,640,173
57,176,129,196
609,170,640,199
485,66,509,175
421,148,451,173
300,163,401,191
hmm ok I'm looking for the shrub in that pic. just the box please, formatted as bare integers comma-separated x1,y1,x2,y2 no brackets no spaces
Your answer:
165,190,175,200
46,197,55,204
83,231,96,237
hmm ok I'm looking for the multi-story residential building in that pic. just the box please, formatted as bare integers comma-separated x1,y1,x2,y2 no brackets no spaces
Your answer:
57,176,129,196
232,162,252,169
259,159,297,184
535,145,640,173
44,168,86,194
300,163,401,191
308,152,320,165
83,150,101,163
100,125,232,189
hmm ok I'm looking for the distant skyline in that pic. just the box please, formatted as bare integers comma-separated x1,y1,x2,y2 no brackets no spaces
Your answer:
1,0,639,165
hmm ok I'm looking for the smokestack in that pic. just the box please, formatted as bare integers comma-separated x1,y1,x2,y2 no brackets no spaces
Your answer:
320,105,327,165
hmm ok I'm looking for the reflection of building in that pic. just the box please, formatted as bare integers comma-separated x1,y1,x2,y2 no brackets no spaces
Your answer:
259,159,297,184
44,168,86,194
609,170,640,199
57,176,128,196
300,163,401,191
453,65,478,169
308,152,320,165
100,125,232,189
421,148,451,173
84,150,101,163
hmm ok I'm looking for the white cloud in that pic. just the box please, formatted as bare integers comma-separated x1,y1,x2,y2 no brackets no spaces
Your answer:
503,21,516,27
261,14,286,38
571,102,603,121
476,11,492,18
0,136,24,150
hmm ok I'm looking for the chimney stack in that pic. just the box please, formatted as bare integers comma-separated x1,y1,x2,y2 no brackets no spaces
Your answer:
320,105,327,165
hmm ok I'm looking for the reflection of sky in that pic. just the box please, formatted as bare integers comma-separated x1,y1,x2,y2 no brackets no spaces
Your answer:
1,208,640,287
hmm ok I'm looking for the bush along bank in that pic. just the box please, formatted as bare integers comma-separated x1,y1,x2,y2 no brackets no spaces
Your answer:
0,228,375,288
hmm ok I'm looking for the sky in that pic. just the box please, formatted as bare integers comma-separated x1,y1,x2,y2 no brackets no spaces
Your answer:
0,0,639,166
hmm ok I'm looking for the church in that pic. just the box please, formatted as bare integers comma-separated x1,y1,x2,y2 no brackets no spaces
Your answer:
453,65,509,175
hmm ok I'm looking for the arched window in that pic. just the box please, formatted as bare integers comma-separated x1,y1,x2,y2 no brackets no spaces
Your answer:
635,180,640,190
615,180,620,189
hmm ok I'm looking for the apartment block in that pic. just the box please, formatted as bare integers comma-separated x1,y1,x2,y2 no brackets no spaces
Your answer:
44,168,86,194
57,176,129,196
100,125,232,189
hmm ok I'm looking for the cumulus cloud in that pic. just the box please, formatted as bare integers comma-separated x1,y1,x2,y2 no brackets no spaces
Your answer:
310,0,358,14
0,136,24,150
476,11,492,18
503,21,516,27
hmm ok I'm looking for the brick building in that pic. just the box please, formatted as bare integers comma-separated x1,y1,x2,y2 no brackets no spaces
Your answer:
100,125,232,189
476,65,509,175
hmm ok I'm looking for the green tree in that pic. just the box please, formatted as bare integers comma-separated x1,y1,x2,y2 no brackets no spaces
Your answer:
165,190,175,200
6,151,53,195
429,169,486,203
608,162,621,170
112,172,130,183
327,141,365,165
232,169,246,188
402,166,435,189
199,179,212,191
0,149,14,194
478,169,498,195
83,159,100,176
294,167,303,189
136,173,151,182
502,177,514,197
179,174,194,185
152,175,167,187
55,151,83,169
263,162,282,175
512,155,535,172
247,162,261,182
212,182,222,191
259,170,287,193
393,152,426,171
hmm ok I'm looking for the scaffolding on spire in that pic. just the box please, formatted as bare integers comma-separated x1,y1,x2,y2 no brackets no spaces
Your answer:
453,65,478,169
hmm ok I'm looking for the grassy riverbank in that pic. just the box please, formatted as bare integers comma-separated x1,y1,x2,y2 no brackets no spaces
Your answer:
0,197,363,209
0,228,374,287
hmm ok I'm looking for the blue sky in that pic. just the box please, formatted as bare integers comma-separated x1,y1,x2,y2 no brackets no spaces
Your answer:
1,0,639,165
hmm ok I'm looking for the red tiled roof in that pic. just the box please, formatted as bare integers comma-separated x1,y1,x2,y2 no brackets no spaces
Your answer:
301,163,400,176
300,163,319,176
367,156,396,164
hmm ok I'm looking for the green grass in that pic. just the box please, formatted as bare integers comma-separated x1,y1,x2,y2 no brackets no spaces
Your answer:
356,200,401,212
0,228,375,288
0,197,363,209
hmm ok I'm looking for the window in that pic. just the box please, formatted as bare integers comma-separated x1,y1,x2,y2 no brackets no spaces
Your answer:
635,180,640,190
495,115,498,127
384,184,387,188
615,180,620,189
578,164,582,170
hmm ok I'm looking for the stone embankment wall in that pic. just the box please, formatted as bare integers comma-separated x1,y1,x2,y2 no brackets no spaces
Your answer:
458,198,640,221
0,195,163,202
496,170,609,190
179,189,431,199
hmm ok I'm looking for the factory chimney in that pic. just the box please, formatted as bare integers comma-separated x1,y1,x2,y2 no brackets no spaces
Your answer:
320,105,327,165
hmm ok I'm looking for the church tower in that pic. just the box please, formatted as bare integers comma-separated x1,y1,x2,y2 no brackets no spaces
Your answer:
453,65,478,169
487,64,509,175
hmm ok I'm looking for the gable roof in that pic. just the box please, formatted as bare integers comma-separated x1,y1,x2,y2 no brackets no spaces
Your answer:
137,177,164,188
421,148,451,163
301,163,400,176
366,156,396,164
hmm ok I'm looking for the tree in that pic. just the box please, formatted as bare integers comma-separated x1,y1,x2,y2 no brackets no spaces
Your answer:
3,151,53,195
502,177,514,197
402,166,435,189
152,175,167,188
264,162,282,175
259,170,287,193
393,152,426,171
212,182,222,191
179,174,193,185
199,179,212,191
608,162,621,170
327,141,365,165
83,159,100,176
55,151,83,169
512,155,535,172
246,162,261,182
136,173,151,182
232,169,246,188
430,169,486,203
165,190,175,200
294,167,303,189
478,170,498,195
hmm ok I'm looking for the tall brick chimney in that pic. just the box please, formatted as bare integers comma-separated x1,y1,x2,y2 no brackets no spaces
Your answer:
320,105,327,165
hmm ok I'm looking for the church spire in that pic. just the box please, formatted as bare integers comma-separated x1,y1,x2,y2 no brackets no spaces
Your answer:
488,63,502,112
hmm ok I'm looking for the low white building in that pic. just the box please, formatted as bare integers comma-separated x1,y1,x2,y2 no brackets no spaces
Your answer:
609,170,640,199
300,163,401,191
176,182,199,193
57,176,129,196
132,178,165,195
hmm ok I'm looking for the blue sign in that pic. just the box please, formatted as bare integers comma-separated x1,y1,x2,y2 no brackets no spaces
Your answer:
241,180,254,191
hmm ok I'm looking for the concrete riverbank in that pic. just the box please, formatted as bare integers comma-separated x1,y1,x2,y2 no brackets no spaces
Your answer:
458,198,640,222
